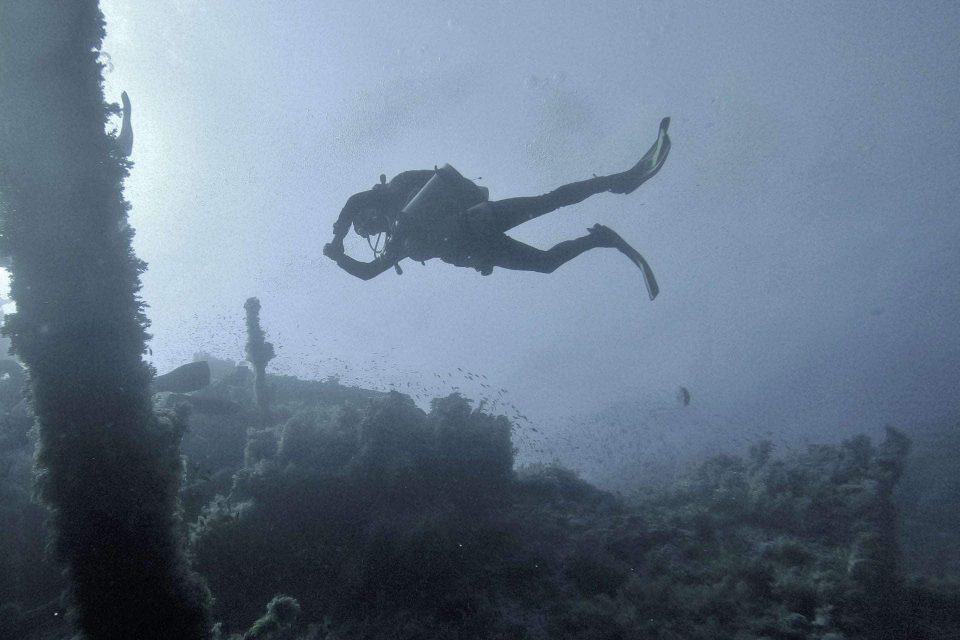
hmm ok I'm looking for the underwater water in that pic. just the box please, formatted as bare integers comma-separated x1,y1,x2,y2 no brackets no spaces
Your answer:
1,1,959,638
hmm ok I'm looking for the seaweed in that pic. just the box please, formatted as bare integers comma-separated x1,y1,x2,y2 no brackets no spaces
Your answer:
182,373,949,639
0,3,209,637
2,353,958,637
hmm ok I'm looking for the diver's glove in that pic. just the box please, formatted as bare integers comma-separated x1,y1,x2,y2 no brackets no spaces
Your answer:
323,242,344,259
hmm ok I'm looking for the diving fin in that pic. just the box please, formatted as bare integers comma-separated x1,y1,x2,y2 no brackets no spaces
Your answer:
609,117,671,195
588,224,659,300
615,234,659,300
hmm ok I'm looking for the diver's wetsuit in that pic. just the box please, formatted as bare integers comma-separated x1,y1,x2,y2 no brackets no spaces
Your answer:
325,117,671,279
330,170,622,275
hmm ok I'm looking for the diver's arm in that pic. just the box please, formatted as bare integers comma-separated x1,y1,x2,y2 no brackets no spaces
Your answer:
329,206,354,249
323,243,399,280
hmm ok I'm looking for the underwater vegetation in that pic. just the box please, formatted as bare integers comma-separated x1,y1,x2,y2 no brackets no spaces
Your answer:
181,381,960,640
245,297,276,424
2,357,960,639
0,2,210,639
896,419,960,579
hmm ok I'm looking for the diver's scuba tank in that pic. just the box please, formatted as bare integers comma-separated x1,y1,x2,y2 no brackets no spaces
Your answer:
394,164,488,265
399,164,488,233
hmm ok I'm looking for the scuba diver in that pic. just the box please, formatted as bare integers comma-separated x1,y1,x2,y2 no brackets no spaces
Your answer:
323,117,671,299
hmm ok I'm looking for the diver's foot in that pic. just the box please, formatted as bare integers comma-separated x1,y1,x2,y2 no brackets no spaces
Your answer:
608,117,671,194
587,223,621,248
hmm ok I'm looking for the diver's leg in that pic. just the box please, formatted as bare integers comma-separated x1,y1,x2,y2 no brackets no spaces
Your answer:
488,226,620,274
485,117,671,233
490,225,660,297
484,176,617,233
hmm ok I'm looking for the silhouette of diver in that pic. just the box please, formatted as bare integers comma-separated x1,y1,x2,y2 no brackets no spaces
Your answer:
324,117,670,298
